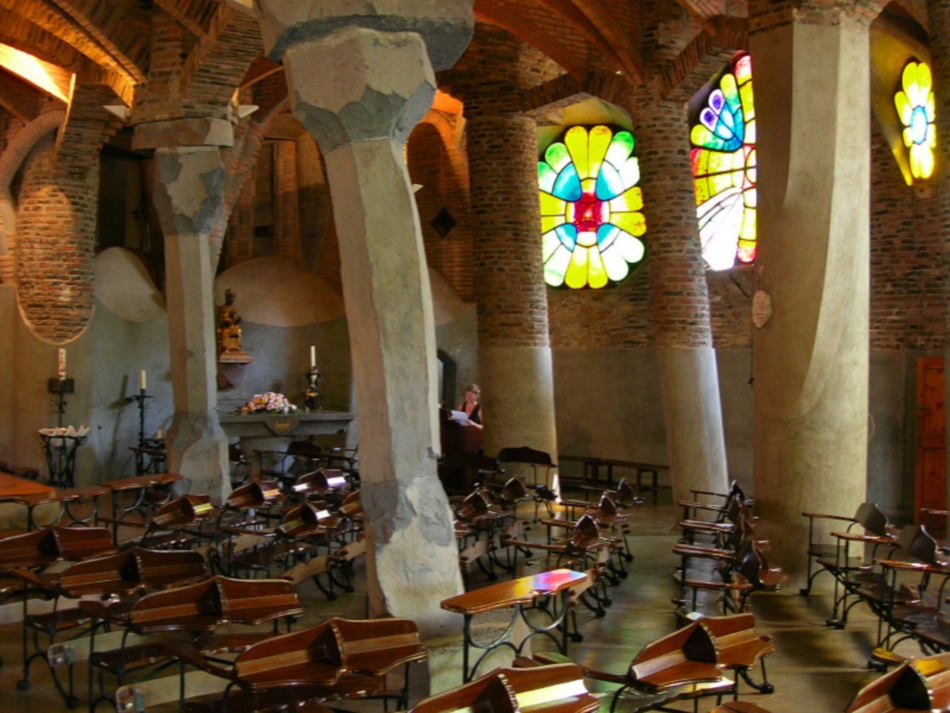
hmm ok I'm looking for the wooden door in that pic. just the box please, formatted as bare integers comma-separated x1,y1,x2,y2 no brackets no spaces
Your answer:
916,357,946,533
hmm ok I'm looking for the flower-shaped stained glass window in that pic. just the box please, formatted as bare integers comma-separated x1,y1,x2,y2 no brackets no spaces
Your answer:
895,60,936,181
690,53,756,271
538,125,646,289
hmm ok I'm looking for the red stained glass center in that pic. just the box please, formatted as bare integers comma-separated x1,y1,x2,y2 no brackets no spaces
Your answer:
567,189,607,232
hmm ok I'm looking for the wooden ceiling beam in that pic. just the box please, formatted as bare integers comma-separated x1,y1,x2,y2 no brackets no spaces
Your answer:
151,0,210,40
42,0,146,84
0,70,46,122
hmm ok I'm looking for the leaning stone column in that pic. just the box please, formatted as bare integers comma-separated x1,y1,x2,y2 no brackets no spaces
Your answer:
750,5,871,583
634,98,730,507
133,120,233,503
252,1,472,636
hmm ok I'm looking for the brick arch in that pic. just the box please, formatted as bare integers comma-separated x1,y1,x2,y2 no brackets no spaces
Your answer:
409,114,473,300
16,136,95,344
0,110,66,284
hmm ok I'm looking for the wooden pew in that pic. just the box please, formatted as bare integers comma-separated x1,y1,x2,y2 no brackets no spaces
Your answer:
410,664,599,713
690,613,775,696
0,526,115,704
532,621,731,713
162,616,426,712
290,468,350,505
84,575,304,711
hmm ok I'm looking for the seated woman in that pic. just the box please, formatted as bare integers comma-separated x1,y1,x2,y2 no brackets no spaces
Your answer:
458,384,483,430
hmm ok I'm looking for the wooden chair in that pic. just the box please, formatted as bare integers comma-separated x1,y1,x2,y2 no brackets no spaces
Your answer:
800,501,890,596
827,522,921,631
410,663,599,713
681,536,788,615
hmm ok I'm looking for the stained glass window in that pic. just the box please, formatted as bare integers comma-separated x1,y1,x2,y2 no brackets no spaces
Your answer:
689,53,756,271
895,60,936,181
538,125,646,289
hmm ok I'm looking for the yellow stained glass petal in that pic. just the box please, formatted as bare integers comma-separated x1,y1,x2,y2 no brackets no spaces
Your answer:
587,249,609,289
588,126,613,183
541,215,566,234
917,62,933,92
565,127,590,179
895,92,913,126
539,192,566,217
612,212,647,237
610,186,644,213
565,247,590,289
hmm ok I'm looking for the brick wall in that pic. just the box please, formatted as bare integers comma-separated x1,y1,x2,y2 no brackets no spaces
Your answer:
16,136,96,343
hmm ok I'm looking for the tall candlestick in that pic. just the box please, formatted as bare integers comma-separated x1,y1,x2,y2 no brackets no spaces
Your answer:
58,348,66,380
310,345,316,369
139,369,147,390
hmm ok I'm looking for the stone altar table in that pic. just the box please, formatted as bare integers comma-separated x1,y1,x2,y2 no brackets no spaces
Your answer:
218,411,354,438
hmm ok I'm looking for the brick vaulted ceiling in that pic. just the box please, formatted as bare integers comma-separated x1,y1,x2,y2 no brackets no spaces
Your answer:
0,0,930,126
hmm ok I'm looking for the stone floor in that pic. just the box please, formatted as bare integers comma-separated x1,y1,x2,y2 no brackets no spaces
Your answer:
0,488,915,712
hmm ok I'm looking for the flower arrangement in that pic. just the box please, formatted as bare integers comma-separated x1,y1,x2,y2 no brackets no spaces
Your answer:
240,392,299,415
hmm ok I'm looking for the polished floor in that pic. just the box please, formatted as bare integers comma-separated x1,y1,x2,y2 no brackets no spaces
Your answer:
0,489,909,712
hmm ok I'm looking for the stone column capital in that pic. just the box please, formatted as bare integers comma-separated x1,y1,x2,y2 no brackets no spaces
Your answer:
132,118,234,152
151,146,226,239
283,26,436,152
253,0,473,71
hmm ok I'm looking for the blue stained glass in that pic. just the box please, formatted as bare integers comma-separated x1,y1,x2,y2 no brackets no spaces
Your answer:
538,124,647,289
595,163,624,200
555,223,578,250
553,164,582,201
597,224,620,249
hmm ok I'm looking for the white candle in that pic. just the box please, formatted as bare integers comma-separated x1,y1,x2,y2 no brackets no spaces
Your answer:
139,369,147,390
310,345,316,369
58,348,66,380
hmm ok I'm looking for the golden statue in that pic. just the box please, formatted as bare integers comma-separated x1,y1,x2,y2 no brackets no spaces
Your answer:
217,289,251,364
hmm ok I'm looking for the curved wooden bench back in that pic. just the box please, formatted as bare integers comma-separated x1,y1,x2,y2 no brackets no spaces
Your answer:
409,664,597,713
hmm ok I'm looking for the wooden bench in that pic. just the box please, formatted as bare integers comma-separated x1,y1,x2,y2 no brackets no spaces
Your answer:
441,568,587,682
845,658,934,712
410,663,599,713
559,454,668,500
291,468,350,504
0,526,116,704
689,613,775,696
532,621,730,713
162,616,426,711
0,524,114,569
85,575,304,711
